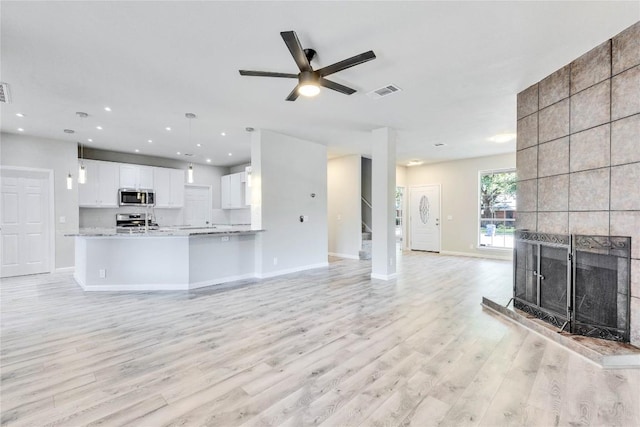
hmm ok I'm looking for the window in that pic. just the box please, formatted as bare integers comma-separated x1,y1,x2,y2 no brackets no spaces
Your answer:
479,169,516,249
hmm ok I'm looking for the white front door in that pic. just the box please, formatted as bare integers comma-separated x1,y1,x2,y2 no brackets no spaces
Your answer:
410,185,441,252
1,168,51,277
184,186,211,227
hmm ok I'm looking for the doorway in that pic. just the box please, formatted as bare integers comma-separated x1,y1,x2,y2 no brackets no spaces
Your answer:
1,167,53,277
184,185,212,227
409,184,441,252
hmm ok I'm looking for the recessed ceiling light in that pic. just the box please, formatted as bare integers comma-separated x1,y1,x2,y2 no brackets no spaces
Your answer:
16,113,25,118
147,139,153,143
434,143,446,147
206,158,211,163
87,138,93,142
221,132,226,136
488,133,516,143
64,129,75,134
228,152,233,156
166,127,171,131
96,126,103,130
407,160,424,166
17,128,24,132
104,106,111,112
176,151,181,155
135,149,140,153
197,143,201,147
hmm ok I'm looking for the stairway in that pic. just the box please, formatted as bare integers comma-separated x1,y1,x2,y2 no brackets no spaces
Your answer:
359,231,372,260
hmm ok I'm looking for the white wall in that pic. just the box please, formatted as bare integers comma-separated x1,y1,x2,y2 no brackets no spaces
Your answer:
1,132,79,269
406,152,516,259
327,155,361,259
251,130,328,276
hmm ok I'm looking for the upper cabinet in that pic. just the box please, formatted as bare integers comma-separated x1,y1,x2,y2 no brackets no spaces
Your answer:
221,171,249,209
78,160,119,208
119,164,153,189
153,167,184,208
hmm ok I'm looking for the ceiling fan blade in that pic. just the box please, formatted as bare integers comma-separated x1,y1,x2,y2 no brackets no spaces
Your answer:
285,85,300,101
281,31,312,72
239,70,298,78
318,51,376,77
319,78,356,95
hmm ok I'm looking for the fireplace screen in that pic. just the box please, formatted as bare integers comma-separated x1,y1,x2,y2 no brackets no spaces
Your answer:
572,235,631,342
513,231,631,342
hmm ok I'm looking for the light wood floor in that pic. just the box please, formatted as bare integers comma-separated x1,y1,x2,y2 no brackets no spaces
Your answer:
1,251,639,427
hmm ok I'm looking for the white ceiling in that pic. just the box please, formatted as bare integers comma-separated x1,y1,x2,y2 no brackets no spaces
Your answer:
1,1,638,167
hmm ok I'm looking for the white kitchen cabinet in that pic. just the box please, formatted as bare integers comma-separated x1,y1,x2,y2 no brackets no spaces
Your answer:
153,167,184,208
120,164,154,189
221,172,246,209
78,160,119,207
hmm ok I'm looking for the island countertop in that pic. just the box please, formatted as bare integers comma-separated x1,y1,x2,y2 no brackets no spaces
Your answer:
69,226,264,237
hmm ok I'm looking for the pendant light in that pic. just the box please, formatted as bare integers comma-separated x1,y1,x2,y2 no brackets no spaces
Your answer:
188,163,194,184
185,113,196,184
78,143,87,184
66,172,73,190
76,112,88,184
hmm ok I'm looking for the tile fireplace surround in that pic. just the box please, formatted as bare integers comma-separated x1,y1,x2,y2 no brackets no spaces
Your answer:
515,21,640,346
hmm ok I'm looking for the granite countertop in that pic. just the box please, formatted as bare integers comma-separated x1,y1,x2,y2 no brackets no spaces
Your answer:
69,226,263,237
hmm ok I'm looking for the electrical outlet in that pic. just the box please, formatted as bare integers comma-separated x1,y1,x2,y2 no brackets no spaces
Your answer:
221,236,230,242
99,269,106,278
447,215,453,220
59,216,66,224
273,257,278,265
469,243,474,249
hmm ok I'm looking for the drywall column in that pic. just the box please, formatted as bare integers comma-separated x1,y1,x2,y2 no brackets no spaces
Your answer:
371,127,397,280
251,129,328,278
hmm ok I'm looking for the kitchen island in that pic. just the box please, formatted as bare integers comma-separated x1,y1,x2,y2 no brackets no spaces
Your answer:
72,226,263,291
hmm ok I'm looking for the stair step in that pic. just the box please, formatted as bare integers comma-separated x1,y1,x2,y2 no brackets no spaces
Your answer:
362,232,372,241
359,250,372,260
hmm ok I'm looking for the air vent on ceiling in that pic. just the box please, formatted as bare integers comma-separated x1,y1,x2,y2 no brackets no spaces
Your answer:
366,84,401,100
0,82,11,104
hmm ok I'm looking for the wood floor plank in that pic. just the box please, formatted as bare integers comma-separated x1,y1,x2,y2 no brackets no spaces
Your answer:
1,251,638,426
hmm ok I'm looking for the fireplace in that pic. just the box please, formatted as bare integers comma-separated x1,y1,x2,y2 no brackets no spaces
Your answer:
513,231,631,342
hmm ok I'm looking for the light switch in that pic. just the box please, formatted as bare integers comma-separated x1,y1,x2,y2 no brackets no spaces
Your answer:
59,216,66,223
447,215,453,220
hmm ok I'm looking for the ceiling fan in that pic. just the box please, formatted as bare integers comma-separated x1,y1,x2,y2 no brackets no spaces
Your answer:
239,31,376,101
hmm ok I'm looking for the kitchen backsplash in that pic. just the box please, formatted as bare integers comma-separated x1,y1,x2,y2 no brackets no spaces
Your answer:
80,207,251,228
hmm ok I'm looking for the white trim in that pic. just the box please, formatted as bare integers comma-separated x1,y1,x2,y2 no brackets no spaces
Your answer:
54,266,75,274
440,250,512,261
371,272,398,280
0,166,55,275
189,273,256,289
328,252,359,260
256,262,329,279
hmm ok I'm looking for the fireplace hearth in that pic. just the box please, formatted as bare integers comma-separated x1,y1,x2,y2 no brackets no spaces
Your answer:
513,231,631,342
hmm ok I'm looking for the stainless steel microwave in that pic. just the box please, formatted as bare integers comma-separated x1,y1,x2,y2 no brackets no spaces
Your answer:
118,189,155,206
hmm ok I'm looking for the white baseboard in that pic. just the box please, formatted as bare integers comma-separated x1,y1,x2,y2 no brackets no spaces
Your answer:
256,262,329,279
54,266,75,274
189,273,256,289
370,272,398,281
439,250,512,261
328,252,359,260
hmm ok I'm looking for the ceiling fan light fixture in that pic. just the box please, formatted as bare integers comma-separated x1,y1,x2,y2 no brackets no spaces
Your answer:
298,71,320,97
298,83,320,97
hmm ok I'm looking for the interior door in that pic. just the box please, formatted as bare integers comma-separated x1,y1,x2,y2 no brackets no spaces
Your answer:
1,168,51,277
410,185,440,252
184,186,211,227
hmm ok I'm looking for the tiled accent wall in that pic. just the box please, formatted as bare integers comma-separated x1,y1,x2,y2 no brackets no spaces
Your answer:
515,21,640,346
